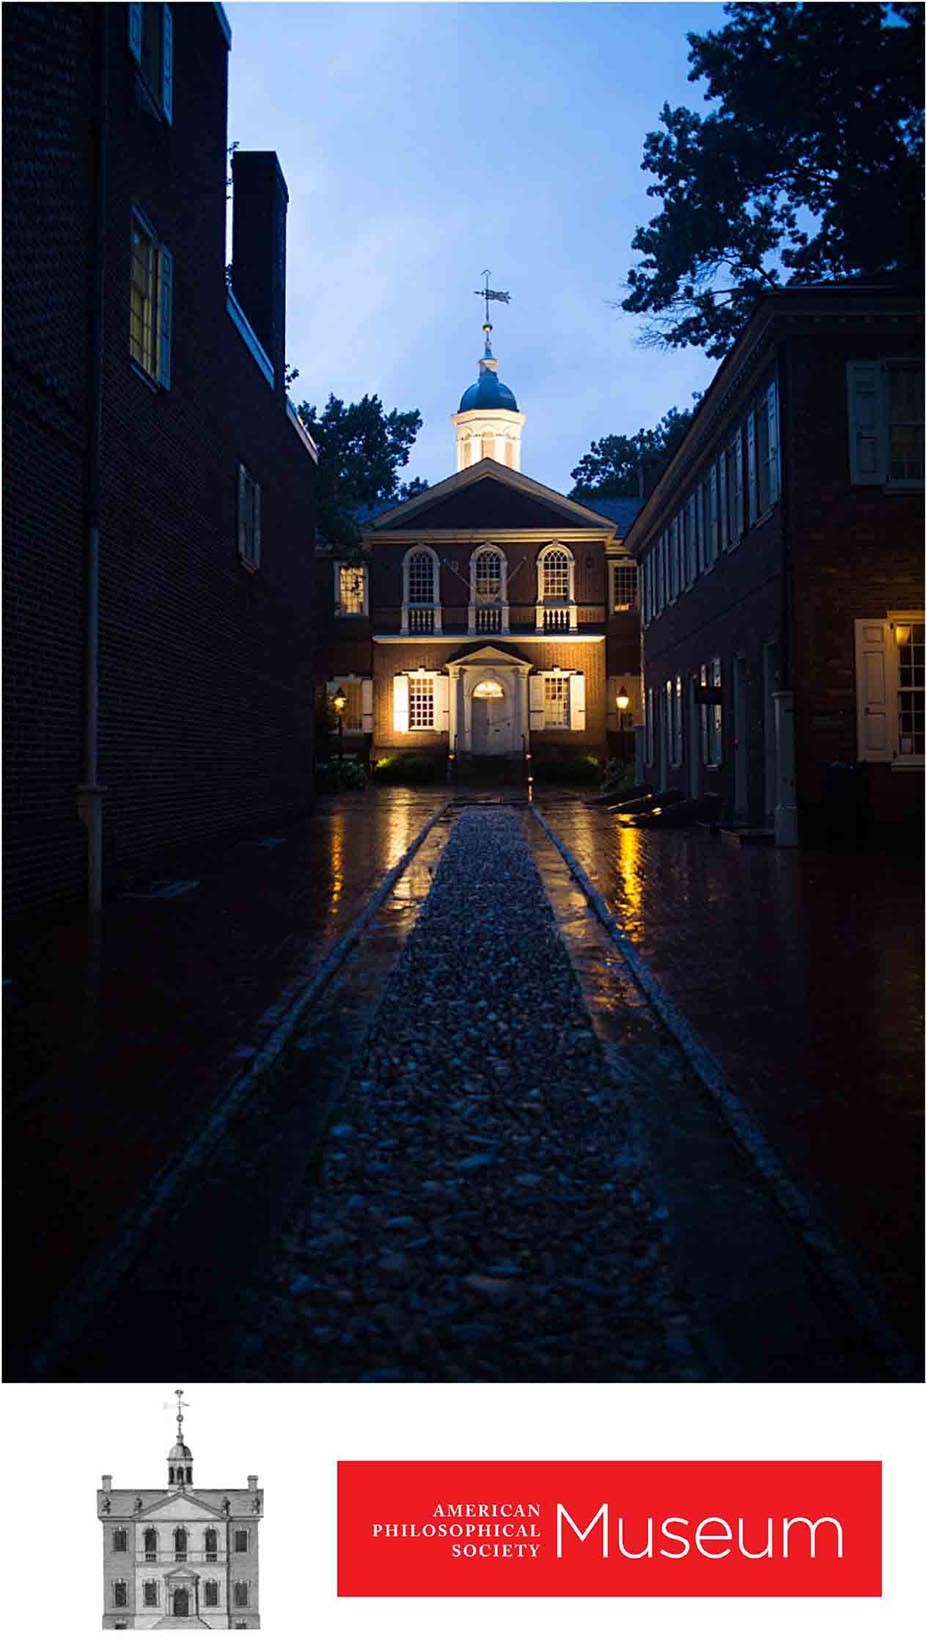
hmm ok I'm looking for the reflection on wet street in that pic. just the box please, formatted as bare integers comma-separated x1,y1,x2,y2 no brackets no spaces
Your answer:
540,799,924,1350
4,789,450,1366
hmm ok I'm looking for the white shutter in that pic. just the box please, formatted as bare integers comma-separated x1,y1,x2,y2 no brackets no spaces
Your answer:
161,6,174,122
128,4,143,61
157,245,173,388
433,674,450,732
847,362,885,484
393,674,409,734
361,678,373,733
732,426,744,539
854,619,893,761
529,674,545,731
767,377,780,504
746,411,757,523
569,672,586,731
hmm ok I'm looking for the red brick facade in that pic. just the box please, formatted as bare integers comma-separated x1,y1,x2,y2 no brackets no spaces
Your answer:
3,4,318,915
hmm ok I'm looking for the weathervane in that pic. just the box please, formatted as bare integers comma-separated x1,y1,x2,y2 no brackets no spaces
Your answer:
163,1388,190,1441
474,269,511,333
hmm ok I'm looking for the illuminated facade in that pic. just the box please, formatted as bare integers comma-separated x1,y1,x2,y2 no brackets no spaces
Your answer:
318,326,642,771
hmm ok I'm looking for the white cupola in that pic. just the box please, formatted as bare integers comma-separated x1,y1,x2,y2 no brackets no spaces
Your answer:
452,322,525,472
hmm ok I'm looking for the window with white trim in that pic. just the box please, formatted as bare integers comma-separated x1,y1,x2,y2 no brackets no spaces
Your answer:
204,1528,219,1563
234,1529,249,1553
336,563,367,615
848,359,924,485
174,1527,188,1557
234,1582,249,1608
237,465,261,570
543,675,570,728
408,551,434,603
408,675,435,729
204,1580,220,1608
856,616,926,763
474,547,503,600
144,1528,158,1561
610,561,638,611
113,1582,128,1609
144,1581,159,1607
112,1528,128,1553
128,4,174,123
542,549,570,600
887,365,924,482
896,619,925,754
130,210,172,386
402,546,441,633
699,659,723,766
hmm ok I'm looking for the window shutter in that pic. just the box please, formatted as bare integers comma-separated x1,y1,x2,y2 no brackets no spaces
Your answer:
767,377,780,504
569,672,586,731
846,362,885,484
393,674,409,733
529,674,545,730
252,480,261,568
433,674,450,731
732,427,744,539
854,619,893,761
746,411,757,523
161,6,174,122
157,244,173,388
128,4,143,61
361,678,373,733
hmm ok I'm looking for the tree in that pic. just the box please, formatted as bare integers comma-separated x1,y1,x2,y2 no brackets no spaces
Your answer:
570,405,697,498
622,3,924,356
295,393,427,552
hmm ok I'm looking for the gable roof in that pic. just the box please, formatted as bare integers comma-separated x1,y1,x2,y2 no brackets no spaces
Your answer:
366,459,620,536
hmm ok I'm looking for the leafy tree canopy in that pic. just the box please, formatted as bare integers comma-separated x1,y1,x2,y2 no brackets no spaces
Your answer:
622,2,924,356
296,393,427,553
570,404,697,498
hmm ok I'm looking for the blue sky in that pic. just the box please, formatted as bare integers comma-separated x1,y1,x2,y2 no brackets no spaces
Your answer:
226,1,724,493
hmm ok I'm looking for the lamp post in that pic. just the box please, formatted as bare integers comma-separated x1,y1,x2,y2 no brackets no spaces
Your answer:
615,684,631,767
332,689,347,761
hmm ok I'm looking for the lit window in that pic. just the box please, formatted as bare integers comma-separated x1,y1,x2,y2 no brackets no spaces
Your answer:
237,465,261,570
543,676,569,728
112,1528,127,1553
542,550,570,600
611,562,637,611
887,366,924,483
130,215,156,376
474,549,502,600
408,676,435,729
666,676,683,766
699,659,723,766
337,564,366,615
144,1581,159,1607
896,620,925,755
407,551,435,603
113,1582,128,1609
234,1582,249,1608
204,1580,220,1607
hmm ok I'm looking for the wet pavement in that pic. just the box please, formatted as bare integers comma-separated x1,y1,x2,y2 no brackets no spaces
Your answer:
538,800,924,1360
4,790,450,1371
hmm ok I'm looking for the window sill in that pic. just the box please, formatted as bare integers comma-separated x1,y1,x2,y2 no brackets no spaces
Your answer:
883,480,925,493
238,555,260,575
129,358,161,393
890,756,924,771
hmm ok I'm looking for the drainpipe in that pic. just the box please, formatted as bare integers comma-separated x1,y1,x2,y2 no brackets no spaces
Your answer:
77,4,109,912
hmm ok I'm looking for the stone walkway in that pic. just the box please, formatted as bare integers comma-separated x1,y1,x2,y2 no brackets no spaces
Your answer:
239,809,700,1382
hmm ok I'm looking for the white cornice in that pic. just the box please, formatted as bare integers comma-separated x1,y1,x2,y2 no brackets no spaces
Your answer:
372,633,605,644
366,528,615,544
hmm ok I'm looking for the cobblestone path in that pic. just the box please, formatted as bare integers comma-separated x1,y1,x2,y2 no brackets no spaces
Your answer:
240,809,701,1381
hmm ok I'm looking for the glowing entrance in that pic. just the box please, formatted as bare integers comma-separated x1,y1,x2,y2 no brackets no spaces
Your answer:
471,678,511,754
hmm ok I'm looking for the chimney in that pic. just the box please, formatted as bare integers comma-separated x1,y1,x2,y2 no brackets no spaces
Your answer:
637,456,665,501
102,1475,113,1491
231,151,289,396
247,1475,259,1490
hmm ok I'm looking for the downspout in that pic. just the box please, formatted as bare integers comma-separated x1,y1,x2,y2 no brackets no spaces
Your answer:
77,4,109,912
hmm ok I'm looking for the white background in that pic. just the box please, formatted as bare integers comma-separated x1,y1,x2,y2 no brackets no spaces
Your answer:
1,1380,920,1645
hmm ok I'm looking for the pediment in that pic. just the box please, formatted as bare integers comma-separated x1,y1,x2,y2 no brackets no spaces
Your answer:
141,1492,223,1521
445,642,530,668
368,460,619,535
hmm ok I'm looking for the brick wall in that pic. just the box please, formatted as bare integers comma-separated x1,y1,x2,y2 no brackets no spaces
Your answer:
3,5,317,916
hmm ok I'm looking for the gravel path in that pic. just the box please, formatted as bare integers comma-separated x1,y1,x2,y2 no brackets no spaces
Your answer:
240,808,701,1381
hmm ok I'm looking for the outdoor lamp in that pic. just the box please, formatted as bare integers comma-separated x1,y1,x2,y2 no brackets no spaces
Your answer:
332,690,347,716
615,684,631,713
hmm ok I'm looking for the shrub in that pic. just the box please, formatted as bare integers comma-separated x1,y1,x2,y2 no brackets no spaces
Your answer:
532,754,601,786
372,753,442,785
600,758,637,796
316,754,368,793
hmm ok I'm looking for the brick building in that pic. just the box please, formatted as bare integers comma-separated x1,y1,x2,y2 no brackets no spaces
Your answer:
3,3,318,917
98,1396,261,1628
317,321,640,774
626,284,923,842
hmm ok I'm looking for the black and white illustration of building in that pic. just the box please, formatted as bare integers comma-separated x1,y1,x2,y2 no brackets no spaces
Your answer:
98,1393,262,1629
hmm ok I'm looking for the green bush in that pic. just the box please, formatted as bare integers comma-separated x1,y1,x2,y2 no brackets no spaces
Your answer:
316,754,368,793
372,753,443,785
532,754,601,787
600,758,637,796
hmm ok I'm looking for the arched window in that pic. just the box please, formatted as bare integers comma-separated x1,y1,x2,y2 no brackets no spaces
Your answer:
144,1528,158,1562
542,549,570,600
174,1527,188,1557
474,548,503,601
402,546,441,635
205,1528,218,1562
469,545,508,635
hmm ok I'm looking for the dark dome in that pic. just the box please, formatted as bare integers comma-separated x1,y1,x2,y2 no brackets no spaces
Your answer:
169,1441,193,1460
459,366,519,414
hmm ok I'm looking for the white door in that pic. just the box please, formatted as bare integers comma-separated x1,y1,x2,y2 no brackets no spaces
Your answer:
471,681,513,753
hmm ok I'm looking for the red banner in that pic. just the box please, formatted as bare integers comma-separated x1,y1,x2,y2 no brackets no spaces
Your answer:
338,1460,881,1596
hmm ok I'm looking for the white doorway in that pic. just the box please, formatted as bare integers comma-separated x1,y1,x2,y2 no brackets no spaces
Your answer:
471,678,514,754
